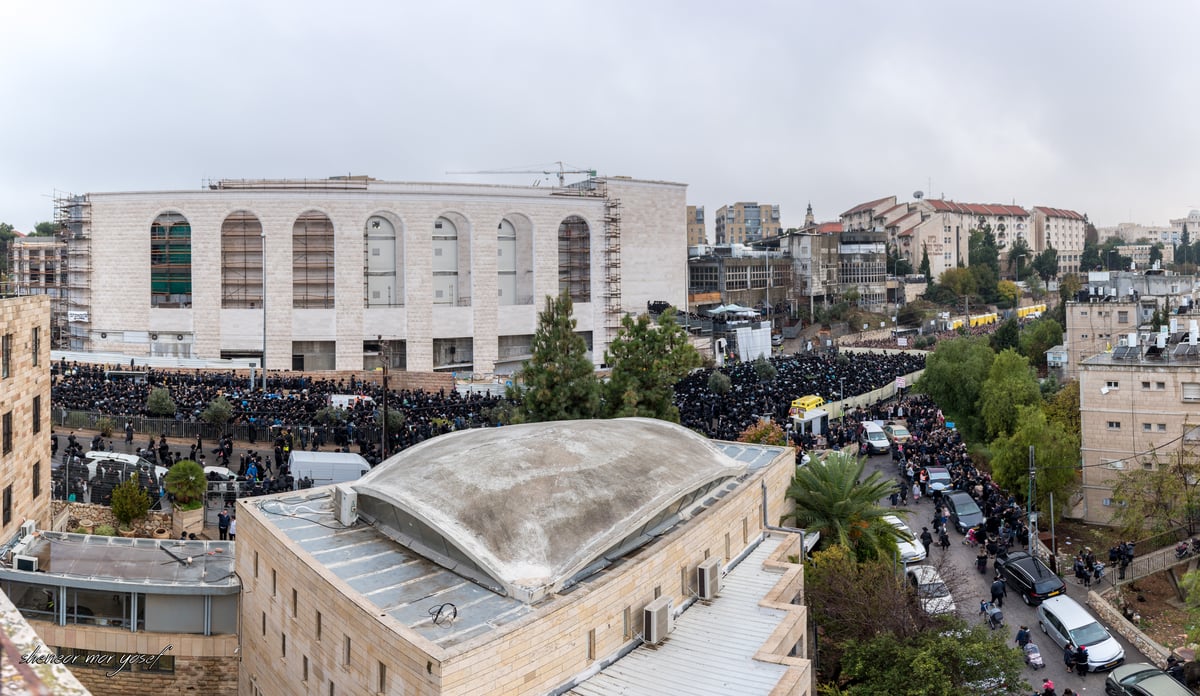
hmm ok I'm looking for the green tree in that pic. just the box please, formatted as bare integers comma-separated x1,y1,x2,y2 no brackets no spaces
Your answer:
1110,447,1200,538
146,387,176,417
787,452,903,562
1018,316,1063,371
937,267,977,299
989,406,1079,518
751,356,777,383
886,242,913,276
843,287,861,305
1032,245,1059,281
1006,238,1032,279
110,478,151,530
967,219,1001,299
1179,566,1200,645
604,310,701,421
707,370,731,396
913,337,994,441
201,395,234,432
840,622,1028,696
1150,243,1164,268
919,243,932,284
33,221,57,237
509,291,601,423
988,318,1020,353
0,222,14,276
978,349,1041,439
1080,240,1102,272
1042,380,1080,436
164,459,206,509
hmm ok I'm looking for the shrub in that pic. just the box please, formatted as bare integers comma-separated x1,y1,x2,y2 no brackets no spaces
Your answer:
708,371,732,396
165,459,205,508
93,524,116,536
96,417,115,438
110,478,151,529
146,387,176,417
737,420,788,446
201,396,233,430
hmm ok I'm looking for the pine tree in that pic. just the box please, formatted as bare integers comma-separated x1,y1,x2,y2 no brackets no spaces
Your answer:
919,244,932,285
508,292,601,423
604,310,701,421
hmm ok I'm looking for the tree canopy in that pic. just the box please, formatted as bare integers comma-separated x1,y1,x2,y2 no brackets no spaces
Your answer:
989,405,1079,519
978,349,1041,439
603,310,701,421
1018,316,1063,371
787,452,903,562
508,291,602,423
914,337,994,442
1110,448,1200,538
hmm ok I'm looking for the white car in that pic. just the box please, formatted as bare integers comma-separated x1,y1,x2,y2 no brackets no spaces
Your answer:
907,565,956,615
1037,595,1125,672
884,514,926,563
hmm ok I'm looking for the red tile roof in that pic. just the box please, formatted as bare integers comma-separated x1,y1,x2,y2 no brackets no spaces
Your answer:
926,200,1029,217
1033,206,1086,221
841,196,894,217
816,222,842,235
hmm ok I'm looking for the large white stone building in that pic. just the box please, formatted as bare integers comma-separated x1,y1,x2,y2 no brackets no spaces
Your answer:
56,176,687,375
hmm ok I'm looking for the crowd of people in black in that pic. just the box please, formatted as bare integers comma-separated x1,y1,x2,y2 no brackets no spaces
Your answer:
673,350,926,442
51,360,504,465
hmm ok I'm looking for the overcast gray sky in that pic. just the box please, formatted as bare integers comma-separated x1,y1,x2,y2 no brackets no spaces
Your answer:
2,1,1197,234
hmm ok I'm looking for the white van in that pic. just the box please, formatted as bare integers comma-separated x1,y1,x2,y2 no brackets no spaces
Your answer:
884,514,926,563
287,451,371,489
858,422,890,455
82,451,167,482
1036,595,1125,672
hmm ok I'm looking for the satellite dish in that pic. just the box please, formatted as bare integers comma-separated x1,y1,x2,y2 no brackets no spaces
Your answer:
913,190,924,200
1101,387,1110,396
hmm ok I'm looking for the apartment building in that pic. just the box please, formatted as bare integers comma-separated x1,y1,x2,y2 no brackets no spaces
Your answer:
714,202,781,245
687,205,707,246
687,246,793,313
1099,222,1178,248
1077,324,1200,524
8,237,67,347
1032,206,1087,275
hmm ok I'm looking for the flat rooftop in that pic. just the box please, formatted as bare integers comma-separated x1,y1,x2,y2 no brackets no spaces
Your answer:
567,535,792,696
255,441,785,650
0,532,238,593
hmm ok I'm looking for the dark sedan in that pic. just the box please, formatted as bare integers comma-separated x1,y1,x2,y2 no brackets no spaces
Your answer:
1105,662,1193,696
942,491,983,534
997,551,1066,606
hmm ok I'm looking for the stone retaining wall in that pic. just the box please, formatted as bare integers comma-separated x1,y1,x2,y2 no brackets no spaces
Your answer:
49,500,171,536
1090,586,1173,668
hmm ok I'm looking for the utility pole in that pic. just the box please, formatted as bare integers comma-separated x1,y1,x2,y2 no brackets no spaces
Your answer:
1027,445,1036,542
379,336,390,462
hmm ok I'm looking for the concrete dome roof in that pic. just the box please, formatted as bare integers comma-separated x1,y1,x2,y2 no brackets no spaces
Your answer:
352,418,747,603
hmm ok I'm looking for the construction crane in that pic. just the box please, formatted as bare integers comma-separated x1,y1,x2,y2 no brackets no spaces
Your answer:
446,161,597,187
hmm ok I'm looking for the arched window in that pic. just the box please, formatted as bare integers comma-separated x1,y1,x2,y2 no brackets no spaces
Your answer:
221,212,263,308
433,216,459,305
150,212,192,307
293,211,335,308
558,215,590,302
498,215,534,306
364,215,401,307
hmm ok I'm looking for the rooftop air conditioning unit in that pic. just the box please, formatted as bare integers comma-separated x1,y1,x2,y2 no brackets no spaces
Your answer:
333,484,358,526
18,520,35,539
643,597,674,645
13,555,37,572
697,557,723,601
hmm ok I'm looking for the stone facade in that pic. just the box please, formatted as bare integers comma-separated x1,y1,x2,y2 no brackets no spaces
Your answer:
0,296,53,534
68,177,687,377
236,444,804,696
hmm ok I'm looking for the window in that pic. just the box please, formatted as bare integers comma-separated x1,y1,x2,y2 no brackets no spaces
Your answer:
1158,423,1167,432
282,632,287,658
343,635,351,667
1156,382,1166,390
221,212,265,309
1142,381,1151,390
303,656,309,682
1105,381,1119,389
31,327,38,366
622,606,631,639
1105,459,1125,470
261,611,266,635
1186,426,1200,444
32,462,40,499
1143,423,1152,432
4,485,11,525
31,396,40,434
378,661,388,693
1118,311,1129,323
150,212,193,307
291,588,297,617
272,569,277,597
254,551,259,578
1184,383,1200,401
2,412,10,454
1107,421,1121,430
1,334,9,378
316,611,322,641
587,628,596,661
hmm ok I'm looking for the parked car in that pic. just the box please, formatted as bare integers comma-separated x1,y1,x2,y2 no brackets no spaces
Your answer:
943,491,984,533
1105,662,1194,696
771,334,784,347
925,467,953,493
1037,595,1124,672
906,564,955,615
998,551,1067,606
884,514,926,564
883,423,911,446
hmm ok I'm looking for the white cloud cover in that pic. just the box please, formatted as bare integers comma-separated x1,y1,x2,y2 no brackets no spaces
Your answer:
1,1,1197,232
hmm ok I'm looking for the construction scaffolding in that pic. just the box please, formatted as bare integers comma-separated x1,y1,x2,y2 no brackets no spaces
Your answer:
558,215,591,303
55,192,92,351
221,212,264,308
602,188,623,345
293,212,335,308
150,212,192,308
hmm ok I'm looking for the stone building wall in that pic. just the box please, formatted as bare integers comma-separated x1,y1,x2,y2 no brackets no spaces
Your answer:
0,296,53,533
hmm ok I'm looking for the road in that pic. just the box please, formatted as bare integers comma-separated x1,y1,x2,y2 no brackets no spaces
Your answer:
861,448,1145,694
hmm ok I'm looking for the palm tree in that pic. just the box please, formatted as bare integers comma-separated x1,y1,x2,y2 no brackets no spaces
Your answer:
788,451,907,561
